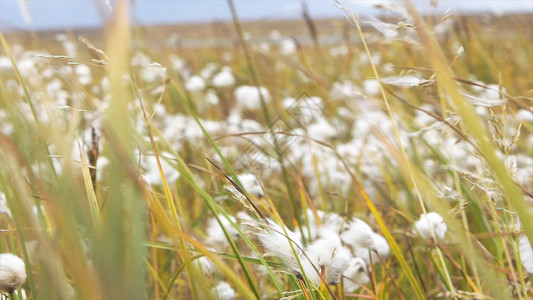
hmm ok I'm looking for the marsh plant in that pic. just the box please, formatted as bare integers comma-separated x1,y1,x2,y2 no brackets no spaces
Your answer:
0,0,532,299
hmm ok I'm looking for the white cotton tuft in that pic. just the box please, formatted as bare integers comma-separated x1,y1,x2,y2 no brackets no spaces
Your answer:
307,118,337,141
341,218,376,249
414,212,447,240
200,63,218,79
354,232,390,264
234,85,271,110
341,218,390,264
74,64,92,85
140,152,180,186
254,219,303,271
236,211,253,222
0,253,26,293
280,38,296,55
195,256,215,276
363,79,380,96
303,235,352,285
343,257,370,292
322,216,344,235
205,90,220,105
206,215,240,250
213,67,235,87
212,281,236,300
169,55,186,71
185,75,206,92
237,173,264,198
140,64,166,83
0,56,11,72
516,109,533,122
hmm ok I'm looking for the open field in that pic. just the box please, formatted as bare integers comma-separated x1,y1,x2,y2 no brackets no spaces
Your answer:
0,2,532,299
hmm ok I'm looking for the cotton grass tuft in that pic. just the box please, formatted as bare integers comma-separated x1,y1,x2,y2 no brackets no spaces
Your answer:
0,253,26,294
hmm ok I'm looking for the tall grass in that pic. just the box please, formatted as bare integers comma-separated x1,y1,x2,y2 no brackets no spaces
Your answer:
0,1,532,299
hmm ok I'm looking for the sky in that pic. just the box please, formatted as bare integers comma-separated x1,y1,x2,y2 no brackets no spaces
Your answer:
1,0,532,31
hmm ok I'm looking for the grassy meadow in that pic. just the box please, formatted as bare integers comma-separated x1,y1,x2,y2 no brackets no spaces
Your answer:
0,1,532,299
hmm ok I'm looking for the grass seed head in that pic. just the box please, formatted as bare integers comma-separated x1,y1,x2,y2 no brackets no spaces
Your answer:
0,253,26,294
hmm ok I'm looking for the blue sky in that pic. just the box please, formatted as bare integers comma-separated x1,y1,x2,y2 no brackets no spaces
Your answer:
1,1,532,31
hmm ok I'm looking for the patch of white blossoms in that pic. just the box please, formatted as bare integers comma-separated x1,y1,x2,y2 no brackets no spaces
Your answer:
246,211,388,292
414,212,447,240
234,85,271,110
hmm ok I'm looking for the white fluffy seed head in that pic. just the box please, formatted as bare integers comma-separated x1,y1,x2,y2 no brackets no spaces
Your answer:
0,253,26,293
205,215,239,250
280,38,296,55
212,281,236,300
195,256,215,276
237,173,264,198
212,68,235,87
254,219,303,272
341,218,375,249
343,257,369,292
141,152,180,186
341,218,390,264
307,118,337,142
354,232,390,264
414,212,447,240
234,85,271,110
302,233,352,285
185,75,206,92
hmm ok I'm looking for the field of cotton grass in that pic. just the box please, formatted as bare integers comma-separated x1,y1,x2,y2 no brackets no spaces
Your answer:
0,1,532,299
